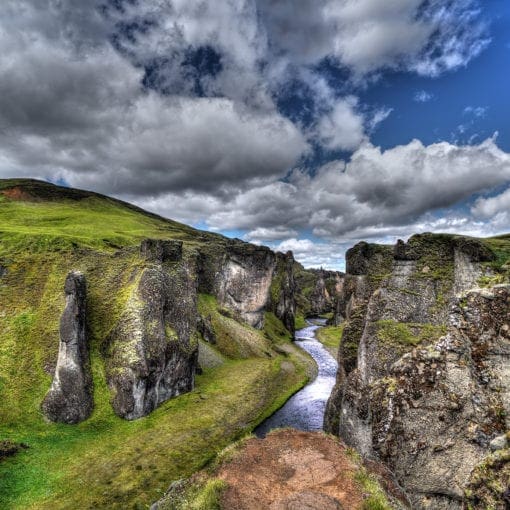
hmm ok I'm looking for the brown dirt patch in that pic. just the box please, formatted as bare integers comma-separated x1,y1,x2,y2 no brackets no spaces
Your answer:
1,186,36,201
217,429,364,510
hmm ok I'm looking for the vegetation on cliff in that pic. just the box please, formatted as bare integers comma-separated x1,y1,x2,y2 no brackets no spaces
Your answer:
0,179,314,509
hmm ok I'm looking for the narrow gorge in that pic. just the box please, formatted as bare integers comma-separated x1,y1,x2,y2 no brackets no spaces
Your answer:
1,180,509,509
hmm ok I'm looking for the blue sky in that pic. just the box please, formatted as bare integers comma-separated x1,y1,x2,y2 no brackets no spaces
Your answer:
1,1,510,270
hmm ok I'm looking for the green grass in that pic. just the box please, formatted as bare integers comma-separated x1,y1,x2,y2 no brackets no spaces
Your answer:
0,352,310,509
263,311,293,343
0,179,208,255
294,314,307,330
0,179,315,509
316,324,344,357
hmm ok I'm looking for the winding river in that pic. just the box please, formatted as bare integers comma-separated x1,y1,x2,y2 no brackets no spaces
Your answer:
255,319,338,437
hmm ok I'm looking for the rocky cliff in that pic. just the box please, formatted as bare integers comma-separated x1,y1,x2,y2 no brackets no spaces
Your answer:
106,240,199,420
40,237,300,421
294,265,344,324
325,233,510,509
212,242,296,335
41,271,93,424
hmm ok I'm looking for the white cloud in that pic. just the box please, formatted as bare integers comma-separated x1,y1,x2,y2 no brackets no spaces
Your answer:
414,90,434,102
471,187,510,221
136,137,510,242
314,97,366,151
245,227,299,243
464,106,488,118
275,238,348,270
259,0,489,78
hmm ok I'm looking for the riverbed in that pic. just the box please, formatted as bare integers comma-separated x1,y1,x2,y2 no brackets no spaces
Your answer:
255,320,338,437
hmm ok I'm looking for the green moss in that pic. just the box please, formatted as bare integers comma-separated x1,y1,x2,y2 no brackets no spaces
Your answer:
344,448,394,510
482,235,510,278
181,479,226,510
465,447,510,509
376,320,446,347
340,305,367,374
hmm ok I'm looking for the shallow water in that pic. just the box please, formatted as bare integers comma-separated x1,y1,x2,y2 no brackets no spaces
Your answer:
255,320,338,437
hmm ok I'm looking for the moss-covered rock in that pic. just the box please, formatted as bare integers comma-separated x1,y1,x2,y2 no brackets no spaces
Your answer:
326,233,510,509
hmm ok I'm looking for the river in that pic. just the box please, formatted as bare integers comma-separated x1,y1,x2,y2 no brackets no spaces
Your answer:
255,319,338,437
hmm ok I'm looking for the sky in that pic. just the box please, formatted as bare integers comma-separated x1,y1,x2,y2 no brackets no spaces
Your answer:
1,0,510,270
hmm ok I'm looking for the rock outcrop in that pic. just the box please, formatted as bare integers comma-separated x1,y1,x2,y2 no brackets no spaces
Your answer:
200,241,297,336
270,251,297,336
106,240,198,420
214,243,277,329
325,233,508,508
295,265,345,322
42,271,93,424
152,429,410,509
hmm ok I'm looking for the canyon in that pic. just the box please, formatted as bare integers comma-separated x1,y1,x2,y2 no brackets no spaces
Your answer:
1,179,509,509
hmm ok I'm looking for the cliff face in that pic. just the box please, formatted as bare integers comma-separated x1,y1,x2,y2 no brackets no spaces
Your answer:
41,239,299,421
294,265,344,323
214,243,278,329
325,233,510,509
106,240,199,420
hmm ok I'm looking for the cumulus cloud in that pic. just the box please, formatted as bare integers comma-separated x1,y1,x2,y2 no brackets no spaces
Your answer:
471,188,510,219
259,0,489,77
135,137,510,242
0,0,307,196
0,0,499,270
314,97,366,151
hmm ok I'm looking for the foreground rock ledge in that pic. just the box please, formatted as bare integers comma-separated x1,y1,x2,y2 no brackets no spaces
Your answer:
152,430,410,510
42,271,93,424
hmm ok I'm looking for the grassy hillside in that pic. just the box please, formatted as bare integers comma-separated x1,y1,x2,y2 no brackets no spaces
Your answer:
0,179,314,509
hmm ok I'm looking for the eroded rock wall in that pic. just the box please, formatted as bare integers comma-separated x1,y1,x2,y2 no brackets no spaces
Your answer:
42,271,93,424
294,265,345,322
325,234,504,508
106,240,198,420
205,241,297,335
268,251,297,336
370,285,510,508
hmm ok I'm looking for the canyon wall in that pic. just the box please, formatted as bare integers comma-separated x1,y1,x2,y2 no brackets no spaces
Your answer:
43,238,299,422
325,233,510,509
